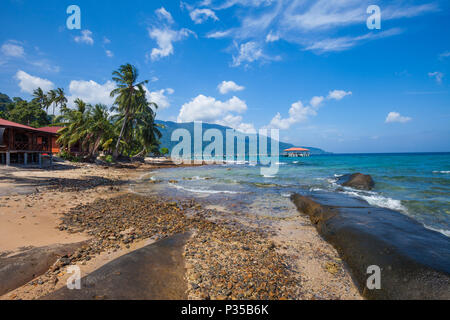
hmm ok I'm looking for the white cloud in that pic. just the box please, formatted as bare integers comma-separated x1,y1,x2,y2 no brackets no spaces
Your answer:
15,70,54,94
328,90,352,100
148,27,195,61
204,1,437,61
146,88,174,109
177,94,255,133
269,101,317,130
304,28,403,53
231,41,278,67
178,95,247,123
1,42,24,57
206,30,232,38
439,51,450,59
190,8,219,24
105,50,114,58
74,30,94,45
265,31,279,43
68,80,116,106
310,96,324,108
385,112,412,123
428,71,444,84
103,37,111,44
268,89,352,129
156,7,174,24
218,80,245,94
177,94,254,131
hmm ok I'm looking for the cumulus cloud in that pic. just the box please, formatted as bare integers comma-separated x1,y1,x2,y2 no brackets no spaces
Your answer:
68,80,116,106
385,112,412,123
190,8,219,24
231,41,279,67
178,95,247,122
1,41,24,57
156,7,174,24
148,28,195,61
74,30,94,45
269,101,317,130
218,80,245,94
15,70,54,93
268,89,352,129
428,71,444,84
146,87,174,109
328,90,352,100
67,79,172,110
310,96,324,108
177,94,254,132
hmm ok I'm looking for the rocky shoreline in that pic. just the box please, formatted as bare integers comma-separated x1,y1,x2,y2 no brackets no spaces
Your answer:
0,161,362,300
290,192,450,300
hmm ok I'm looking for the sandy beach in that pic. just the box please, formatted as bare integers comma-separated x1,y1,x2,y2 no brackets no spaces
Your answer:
0,160,361,300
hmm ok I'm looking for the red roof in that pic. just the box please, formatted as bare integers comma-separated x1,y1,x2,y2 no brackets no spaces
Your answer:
284,147,310,152
38,126,63,134
0,118,60,135
0,118,37,131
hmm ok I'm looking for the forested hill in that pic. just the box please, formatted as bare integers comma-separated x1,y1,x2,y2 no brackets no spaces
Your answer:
156,120,330,155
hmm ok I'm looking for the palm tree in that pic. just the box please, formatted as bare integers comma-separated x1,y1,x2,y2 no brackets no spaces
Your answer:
85,104,114,157
47,89,57,119
32,88,48,111
56,98,89,152
133,87,162,157
54,88,67,116
110,64,149,158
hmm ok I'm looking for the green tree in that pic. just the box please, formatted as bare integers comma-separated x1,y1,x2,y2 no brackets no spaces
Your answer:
160,147,169,156
56,100,114,159
32,88,48,111
0,92,12,112
110,63,149,158
7,99,51,127
47,89,57,117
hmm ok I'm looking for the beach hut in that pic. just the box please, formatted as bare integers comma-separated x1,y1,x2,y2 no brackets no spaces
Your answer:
283,147,310,157
0,118,60,167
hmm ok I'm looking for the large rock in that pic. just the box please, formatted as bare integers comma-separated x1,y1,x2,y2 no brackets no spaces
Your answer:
291,193,450,300
42,232,190,300
338,173,375,190
0,242,86,296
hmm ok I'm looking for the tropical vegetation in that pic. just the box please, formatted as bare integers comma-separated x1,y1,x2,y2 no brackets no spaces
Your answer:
0,63,162,162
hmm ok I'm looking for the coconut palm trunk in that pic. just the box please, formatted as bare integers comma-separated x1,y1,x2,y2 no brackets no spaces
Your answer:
113,112,128,158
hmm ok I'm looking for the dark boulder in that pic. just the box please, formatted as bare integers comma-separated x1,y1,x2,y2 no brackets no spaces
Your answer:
0,242,86,296
290,193,450,300
42,232,191,300
337,173,375,190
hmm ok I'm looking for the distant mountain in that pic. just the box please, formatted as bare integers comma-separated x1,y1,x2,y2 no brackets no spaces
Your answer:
0,92,13,112
156,120,330,155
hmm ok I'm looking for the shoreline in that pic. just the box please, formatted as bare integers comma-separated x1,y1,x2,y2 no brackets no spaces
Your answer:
291,192,450,299
0,160,362,300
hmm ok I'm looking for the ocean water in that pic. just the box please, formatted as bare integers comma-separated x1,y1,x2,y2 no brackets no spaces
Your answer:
131,153,450,237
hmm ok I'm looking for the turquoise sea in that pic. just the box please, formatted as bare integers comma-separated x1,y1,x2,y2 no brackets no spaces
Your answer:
132,153,450,237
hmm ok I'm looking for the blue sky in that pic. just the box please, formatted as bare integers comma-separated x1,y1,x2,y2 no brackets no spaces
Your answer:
0,0,449,153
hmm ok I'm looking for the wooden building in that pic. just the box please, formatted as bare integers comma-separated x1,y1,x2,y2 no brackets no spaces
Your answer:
0,118,61,167
283,147,311,157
